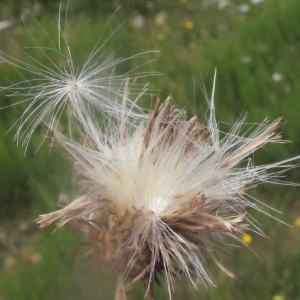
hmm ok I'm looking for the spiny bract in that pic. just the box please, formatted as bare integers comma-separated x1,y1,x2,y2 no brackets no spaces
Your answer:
37,81,298,298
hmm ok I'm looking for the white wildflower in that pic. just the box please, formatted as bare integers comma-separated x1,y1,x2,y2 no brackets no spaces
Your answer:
239,4,250,13
250,0,264,4
272,73,283,82
202,0,231,10
132,15,145,28
218,0,231,10
156,11,167,24
0,20,13,32
241,56,252,63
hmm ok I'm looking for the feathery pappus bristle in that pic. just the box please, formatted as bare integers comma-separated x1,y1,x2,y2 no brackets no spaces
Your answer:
0,11,157,150
36,86,299,298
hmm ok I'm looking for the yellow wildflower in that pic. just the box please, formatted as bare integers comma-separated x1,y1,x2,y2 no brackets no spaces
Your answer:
188,42,196,50
185,21,194,30
180,0,188,3
242,234,252,244
295,218,300,227
157,33,165,41
273,295,284,300
155,19,163,26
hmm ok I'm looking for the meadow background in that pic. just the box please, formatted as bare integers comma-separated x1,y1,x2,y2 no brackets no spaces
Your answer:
0,0,300,299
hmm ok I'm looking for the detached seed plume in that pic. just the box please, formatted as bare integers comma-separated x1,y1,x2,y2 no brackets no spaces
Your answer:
0,12,155,149
35,75,299,298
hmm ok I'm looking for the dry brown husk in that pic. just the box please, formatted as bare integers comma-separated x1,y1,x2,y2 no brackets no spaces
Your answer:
37,96,282,294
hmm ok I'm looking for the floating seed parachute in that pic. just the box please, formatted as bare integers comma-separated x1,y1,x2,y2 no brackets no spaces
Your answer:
0,16,156,150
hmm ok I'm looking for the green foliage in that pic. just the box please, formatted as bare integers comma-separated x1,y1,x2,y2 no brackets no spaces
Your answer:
0,0,299,299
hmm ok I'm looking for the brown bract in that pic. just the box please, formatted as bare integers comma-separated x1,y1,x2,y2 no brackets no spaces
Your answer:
36,96,282,296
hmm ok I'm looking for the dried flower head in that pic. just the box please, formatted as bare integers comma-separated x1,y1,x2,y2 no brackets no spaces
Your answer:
36,75,299,298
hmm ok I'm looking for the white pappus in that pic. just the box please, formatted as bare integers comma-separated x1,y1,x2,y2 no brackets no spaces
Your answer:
37,74,299,299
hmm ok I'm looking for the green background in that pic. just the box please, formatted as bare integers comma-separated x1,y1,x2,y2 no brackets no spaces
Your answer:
0,0,300,299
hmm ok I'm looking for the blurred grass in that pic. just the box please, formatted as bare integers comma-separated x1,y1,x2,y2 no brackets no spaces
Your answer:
0,0,300,299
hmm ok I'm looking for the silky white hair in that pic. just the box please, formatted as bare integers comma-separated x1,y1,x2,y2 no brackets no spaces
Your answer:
1,8,299,300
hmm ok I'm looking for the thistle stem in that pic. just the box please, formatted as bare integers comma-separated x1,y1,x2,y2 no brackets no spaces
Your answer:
115,275,133,300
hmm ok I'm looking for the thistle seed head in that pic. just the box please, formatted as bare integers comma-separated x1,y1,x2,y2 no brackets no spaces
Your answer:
36,90,299,298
